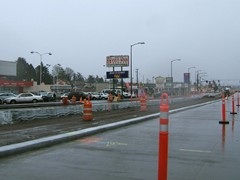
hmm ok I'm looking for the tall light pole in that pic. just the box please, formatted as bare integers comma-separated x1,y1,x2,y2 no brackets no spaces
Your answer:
195,70,202,92
187,66,196,95
136,68,139,89
170,59,181,96
31,51,52,85
130,42,145,95
56,64,61,93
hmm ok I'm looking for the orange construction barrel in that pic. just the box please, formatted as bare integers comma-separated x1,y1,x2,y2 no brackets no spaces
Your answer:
62,97,69,105
83,99,93,121
140,96,147,111
71,95,76,104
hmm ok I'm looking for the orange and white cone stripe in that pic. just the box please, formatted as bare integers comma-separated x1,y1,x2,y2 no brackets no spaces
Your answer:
158,93,169,180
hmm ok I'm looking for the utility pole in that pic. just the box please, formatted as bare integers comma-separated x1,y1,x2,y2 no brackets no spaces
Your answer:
136,68,139,89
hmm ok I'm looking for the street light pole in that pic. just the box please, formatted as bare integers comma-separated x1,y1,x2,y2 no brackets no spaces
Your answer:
31,51,52,85
130,42,145,95
136,68,139,89
170,59,181,96
56,64,61,93
187,66,196,95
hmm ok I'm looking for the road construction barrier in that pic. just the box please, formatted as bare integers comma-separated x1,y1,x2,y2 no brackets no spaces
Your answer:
158,93,169,180
230,95,237,114
83,99,93,121
108,93,113,102
219,94,229,124
71,95,76,104
140,96,147,111
62,97,69,105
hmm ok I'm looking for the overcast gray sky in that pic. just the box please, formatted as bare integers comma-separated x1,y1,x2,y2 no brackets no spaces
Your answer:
1,0,240,85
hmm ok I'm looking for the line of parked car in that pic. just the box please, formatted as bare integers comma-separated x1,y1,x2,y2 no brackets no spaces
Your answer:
66,90,136,102
0,90,136,104
0,92,43,104
66,91,109,101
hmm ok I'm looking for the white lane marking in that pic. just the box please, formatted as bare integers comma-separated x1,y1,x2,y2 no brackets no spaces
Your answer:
179,149,212,153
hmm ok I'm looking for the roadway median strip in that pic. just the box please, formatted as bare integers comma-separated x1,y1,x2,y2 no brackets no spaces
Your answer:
0,99,220,158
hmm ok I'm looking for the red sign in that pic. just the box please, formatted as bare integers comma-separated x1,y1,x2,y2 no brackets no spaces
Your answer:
106,55,129,67
0,79,33,87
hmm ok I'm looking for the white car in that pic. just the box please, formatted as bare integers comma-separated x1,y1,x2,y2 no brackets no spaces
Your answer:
60,92,69,99
122,92,130,98
89,92,101,100
4,93,43,104
123,92,136,98
99,93,109,100
0,93,17,104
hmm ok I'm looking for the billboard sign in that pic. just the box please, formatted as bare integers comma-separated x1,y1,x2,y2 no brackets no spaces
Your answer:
0,60,17,76
184,73,190,84
106,71,129,79
165,77,173,87
106,55,129,67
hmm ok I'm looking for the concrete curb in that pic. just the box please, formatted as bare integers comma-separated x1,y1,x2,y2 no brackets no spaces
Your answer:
0,99,220,158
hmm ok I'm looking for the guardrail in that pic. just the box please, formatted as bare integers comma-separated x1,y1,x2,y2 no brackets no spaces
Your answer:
0,100,149,125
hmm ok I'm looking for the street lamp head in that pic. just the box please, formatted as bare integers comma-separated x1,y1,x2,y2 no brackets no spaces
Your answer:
171,59,181,63
131,42,145,47
48,53,52,55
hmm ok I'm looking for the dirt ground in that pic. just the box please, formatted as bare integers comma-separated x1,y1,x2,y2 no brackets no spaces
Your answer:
0,97,218,146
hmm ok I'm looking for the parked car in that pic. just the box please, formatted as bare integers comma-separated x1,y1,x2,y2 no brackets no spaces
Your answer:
41,92,56,102
68,91,88,101
122,92,131,98
99,93,109,100
4,93,43,104
100,89,121,96
60,92,69,99
84,92,92,100
88,92,101,100
123,92,136,98
131,93,137,98
0,93,17,104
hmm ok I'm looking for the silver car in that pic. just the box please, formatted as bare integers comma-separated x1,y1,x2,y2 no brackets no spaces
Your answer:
4,93,43,104
0,93,17,104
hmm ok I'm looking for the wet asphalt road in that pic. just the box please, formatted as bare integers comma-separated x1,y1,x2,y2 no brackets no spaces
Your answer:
0,97,239,179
